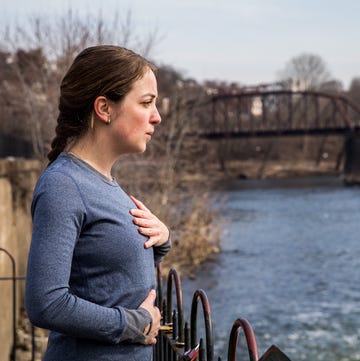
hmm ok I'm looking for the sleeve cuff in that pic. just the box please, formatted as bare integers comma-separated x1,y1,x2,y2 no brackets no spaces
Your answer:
118,307,152,343
154,234,172,265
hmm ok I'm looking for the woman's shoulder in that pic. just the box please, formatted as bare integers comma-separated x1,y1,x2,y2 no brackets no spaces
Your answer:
33,153,93,206
36,154,79,190
32,155,87,215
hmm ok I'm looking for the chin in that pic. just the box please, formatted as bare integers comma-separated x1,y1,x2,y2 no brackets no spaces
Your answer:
134,144,147,154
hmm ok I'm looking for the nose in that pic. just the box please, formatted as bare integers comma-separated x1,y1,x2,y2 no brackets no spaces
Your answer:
151,106,161,125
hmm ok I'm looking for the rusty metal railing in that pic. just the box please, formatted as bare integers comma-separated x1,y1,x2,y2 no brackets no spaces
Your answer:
0,247,36,361
0,248,291,361
155,265,292,361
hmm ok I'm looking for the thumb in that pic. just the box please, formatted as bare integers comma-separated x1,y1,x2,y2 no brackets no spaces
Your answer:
142,289,156,307
147,289,156,302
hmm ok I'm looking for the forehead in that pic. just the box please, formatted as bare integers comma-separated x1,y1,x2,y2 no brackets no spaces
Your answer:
130,68,158,96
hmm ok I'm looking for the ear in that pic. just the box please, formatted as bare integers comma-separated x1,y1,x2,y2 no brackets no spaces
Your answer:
93,96,110,124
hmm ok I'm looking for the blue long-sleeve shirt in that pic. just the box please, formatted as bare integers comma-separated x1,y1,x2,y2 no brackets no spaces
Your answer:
25,153,170,361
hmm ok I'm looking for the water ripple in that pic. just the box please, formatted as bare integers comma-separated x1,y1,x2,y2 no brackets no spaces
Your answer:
182,177,360,361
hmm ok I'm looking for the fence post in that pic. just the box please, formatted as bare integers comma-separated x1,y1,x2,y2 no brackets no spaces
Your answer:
0,247,17,361
227,318,258,361
190,289,214,361
166,268,185,344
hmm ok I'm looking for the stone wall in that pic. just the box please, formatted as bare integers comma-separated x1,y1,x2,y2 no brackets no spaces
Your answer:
0,158,41,361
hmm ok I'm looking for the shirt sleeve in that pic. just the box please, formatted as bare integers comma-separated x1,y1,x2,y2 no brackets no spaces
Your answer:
25,171,124,344
153,235,172,266
119,307,152,343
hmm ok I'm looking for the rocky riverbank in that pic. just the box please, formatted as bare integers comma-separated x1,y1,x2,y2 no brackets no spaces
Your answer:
181,159,343,186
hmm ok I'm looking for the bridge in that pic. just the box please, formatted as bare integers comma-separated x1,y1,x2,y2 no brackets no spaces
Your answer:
196,89,360,183
204,90,360,138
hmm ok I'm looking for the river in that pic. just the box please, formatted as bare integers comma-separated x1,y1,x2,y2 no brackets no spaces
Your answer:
181,177,360,361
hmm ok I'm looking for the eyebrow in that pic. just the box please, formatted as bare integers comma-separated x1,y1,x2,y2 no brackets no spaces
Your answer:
141,93,157,99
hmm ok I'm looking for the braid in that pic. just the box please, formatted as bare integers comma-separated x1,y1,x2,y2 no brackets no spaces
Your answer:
47,113,88,165
47,118,67,164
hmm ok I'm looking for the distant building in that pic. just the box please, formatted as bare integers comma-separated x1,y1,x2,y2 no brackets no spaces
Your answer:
251,97,263,117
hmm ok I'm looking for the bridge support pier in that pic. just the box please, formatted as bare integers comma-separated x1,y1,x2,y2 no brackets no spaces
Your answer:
344,134,360,185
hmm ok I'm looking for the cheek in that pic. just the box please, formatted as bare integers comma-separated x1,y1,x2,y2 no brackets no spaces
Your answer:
130,115,148,132
116,118,145,139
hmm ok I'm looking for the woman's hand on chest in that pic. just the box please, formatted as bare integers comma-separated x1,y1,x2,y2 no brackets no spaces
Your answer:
129,196,170,249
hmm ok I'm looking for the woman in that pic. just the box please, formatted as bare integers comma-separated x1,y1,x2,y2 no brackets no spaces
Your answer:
25,45,171,361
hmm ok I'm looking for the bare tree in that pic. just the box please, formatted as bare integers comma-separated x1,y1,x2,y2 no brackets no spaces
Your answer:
278,53,333,91
0,9,161,158
0,48,56,156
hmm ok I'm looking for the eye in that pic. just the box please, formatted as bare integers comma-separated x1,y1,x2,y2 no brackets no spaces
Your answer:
141,95,158,107
142,99,154,107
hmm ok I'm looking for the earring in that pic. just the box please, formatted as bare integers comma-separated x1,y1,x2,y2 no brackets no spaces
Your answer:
106,116,111,125
90,113,95,129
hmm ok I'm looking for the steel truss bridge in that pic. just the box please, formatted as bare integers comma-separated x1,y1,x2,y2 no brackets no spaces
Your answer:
201,90,360,139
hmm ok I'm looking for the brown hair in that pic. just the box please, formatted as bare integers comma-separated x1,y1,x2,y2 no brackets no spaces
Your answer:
48,45,156,164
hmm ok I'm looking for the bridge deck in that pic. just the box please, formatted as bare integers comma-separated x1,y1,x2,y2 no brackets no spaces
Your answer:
202,126,360,139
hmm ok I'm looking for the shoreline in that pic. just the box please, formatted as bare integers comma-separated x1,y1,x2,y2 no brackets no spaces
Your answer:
180,159,344,186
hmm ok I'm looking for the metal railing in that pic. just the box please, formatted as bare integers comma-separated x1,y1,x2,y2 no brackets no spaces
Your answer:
0,248,291,361
155,265,292,361
0,247,36,361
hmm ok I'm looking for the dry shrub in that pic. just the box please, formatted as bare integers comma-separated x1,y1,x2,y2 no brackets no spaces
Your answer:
114,157,222,276
161,193,221,277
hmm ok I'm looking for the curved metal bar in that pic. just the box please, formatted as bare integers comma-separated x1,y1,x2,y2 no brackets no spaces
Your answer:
0,247,17,361
190,289,214,361
156,263,163,309
227,318,259,361
166,268,184,342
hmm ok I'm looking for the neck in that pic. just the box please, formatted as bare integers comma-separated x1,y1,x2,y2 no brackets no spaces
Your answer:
67,140,116,181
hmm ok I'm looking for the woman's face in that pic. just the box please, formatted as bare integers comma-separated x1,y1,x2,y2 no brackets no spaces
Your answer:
109,67,161,155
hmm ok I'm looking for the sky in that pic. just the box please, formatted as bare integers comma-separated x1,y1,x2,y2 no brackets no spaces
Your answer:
1,0,359,89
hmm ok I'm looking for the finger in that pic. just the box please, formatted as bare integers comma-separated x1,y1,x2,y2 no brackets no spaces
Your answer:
132,215,155,227
141,290,157,309
144,238,155,249
130,195,150,212
144,235,162,248
138,226,159,236
130,208,153,219
147,289,157,303
145,337,156,345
